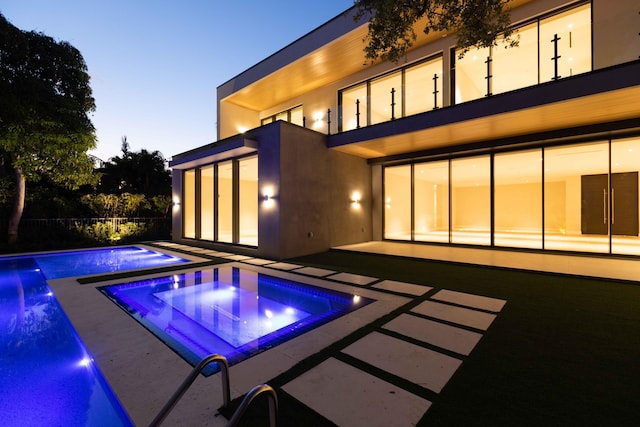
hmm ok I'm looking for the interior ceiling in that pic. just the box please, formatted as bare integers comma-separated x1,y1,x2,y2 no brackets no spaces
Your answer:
331,85,640,159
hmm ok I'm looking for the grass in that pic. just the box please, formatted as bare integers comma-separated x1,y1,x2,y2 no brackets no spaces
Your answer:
223,249,640,426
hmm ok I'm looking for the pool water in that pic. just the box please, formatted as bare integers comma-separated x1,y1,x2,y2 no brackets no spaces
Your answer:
32,246,189,279
0,246,189,427
100,265,374,374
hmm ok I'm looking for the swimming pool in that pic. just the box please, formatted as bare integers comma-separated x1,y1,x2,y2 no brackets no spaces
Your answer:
100,265,374,374
0,246,189,426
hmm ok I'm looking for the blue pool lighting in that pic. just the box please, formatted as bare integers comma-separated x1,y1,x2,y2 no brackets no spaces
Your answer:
100,265,374,374
0,246,189,426
32,245,189,279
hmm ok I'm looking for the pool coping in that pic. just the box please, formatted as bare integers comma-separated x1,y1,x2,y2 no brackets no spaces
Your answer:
48,257,411,426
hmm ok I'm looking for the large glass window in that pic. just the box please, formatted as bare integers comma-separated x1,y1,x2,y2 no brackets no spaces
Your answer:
384,165,412,240
492,22,538,95
340,56,443,131
200,165,215,241
182,156,259,247
290,105,304,127
405,58,443,115
539,3,591,82
239,156,258,246
370,71,402,125
414,161,449,242
218,160,234,243
261,105,304,127
341,83,367,131
494,150,543,248
451,156,491,245
454,3,591,103
183,169,196,239
454,46,491,103
611,138,640,255
544,142,610,253
384,135,640,257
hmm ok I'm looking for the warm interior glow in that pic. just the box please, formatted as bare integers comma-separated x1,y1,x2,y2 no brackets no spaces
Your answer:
383,137,640,255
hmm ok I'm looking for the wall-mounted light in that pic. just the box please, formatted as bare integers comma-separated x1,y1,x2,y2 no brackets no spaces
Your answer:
263,186,276,208
351,191,362,209
312,112,324,129
237,125,249,134
172,197,181,208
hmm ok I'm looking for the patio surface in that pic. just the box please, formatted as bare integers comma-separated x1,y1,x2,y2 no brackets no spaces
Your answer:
50,241,639,426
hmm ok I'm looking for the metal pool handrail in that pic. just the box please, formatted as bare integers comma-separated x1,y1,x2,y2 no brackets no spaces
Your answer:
227,384,278,427
148,353,230,427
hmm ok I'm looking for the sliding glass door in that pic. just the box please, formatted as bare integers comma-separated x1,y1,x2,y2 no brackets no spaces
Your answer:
182,155,258,247
383,137,640,256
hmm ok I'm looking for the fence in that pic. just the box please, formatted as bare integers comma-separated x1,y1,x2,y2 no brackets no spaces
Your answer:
17,217,171,235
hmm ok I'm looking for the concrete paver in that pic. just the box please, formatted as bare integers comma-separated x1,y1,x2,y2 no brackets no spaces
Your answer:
282,357,431,427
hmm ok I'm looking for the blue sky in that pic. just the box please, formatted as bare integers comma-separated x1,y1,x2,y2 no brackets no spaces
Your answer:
1,0,354,162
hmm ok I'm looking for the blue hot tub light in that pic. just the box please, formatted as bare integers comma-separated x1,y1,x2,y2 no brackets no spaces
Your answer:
100,265,374,374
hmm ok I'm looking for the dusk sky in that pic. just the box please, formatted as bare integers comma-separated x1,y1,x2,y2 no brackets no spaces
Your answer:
1,0,354,163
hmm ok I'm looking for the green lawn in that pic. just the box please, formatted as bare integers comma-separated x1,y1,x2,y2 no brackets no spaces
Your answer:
263,250,640,426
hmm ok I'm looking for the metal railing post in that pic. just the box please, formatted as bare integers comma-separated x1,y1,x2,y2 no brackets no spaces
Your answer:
227,384,278,427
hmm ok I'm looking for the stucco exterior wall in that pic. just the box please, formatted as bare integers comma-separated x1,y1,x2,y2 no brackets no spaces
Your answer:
255,122,282,259
171,172,182,240
593,0,640,69
257,122,372,259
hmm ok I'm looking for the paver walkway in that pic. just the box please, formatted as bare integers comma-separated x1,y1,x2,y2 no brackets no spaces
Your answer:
150,242,507,425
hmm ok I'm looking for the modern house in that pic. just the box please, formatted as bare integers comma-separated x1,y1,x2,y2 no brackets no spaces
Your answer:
169,0,640,263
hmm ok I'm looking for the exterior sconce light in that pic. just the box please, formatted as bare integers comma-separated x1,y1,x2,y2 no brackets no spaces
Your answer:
313,112,324,129
172,197,181,208
351,191,362,208
263,187,276,208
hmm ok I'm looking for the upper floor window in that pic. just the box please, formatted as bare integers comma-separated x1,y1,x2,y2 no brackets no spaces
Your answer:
340,55,443,132
261,105,304,127
454,2,591,103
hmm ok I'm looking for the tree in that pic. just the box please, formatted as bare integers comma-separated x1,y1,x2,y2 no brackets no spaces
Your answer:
0,13,98,244
353,0,516,63
98,137,171,196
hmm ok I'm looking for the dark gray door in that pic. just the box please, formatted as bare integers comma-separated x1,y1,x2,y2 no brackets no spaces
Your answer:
581,174,608,235
581,172,639,236
611,172,639,236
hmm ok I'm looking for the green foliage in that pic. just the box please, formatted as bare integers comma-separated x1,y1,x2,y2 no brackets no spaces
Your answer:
0,175,13,205
1,13,98,243
353,0,516,62
73,221,149,244
80,193,169,218
151,195,172,216
98,137,171,196
0,13,98,188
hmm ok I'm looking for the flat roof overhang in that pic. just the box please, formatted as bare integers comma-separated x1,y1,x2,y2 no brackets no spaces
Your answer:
169,137,258,170
328,60,640,160
218,0,533,112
